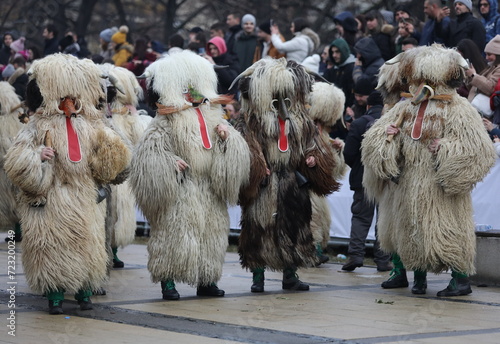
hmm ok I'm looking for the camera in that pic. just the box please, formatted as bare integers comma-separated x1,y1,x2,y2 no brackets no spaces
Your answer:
441,0,448,6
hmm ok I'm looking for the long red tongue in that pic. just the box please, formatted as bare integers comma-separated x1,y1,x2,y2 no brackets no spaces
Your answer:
66,117,82,162
411,100,428,140
278,117,288,152
196,108,212,149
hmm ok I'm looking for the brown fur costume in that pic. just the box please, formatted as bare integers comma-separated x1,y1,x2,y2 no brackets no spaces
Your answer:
307,82,347,249
361,45,496,274
129,50,250,286
0,82,24,228
4,54,131,294
236,58,339,271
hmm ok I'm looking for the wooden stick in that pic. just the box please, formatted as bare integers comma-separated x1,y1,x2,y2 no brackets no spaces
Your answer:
386,112,405,143
44,130,52,148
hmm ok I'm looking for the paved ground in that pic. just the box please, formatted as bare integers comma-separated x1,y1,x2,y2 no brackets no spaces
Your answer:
1,242,500,344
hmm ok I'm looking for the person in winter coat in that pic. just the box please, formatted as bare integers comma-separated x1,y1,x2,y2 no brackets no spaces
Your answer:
478,0,500,43
112,26,134,67
225,12,242,57
204,36,240,96
254,21,286,61
324,38,356,108
364,10,394,61
234,14,259,72
341,91,391,272
435,0,486,51
270,17,320,63
352,37,385,86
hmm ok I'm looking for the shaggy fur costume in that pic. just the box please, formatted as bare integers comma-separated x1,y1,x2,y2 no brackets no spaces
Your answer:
4,54,131,294
0,82,24,228
103,65,151,249
307,82,347,248
129,51,250,286
236,59,339,271
361,45,496,275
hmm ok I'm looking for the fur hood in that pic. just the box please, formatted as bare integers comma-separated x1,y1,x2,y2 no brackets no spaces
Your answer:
300,27,320,53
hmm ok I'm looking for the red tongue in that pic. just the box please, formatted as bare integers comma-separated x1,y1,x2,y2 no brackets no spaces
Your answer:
66,117,82,162
411,100,428,140
278,117,288,152
195,108,212,149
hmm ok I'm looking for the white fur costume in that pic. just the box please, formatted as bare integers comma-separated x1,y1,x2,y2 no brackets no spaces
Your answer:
0,82,24,228
129,51,250,286
307,82,347,249
4,54,131,294
362,45,496,274
102,65,151,249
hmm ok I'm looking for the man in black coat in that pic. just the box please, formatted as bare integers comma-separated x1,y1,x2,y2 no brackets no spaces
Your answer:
341,90,391,272
435,0,486,51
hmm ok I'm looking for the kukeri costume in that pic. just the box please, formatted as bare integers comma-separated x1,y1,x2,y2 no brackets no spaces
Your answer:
234,58,339,292
361,45,496,296
129,50,250,300
101,64,151,268
4,54,131,314
307,82,347,265
0,82,24,240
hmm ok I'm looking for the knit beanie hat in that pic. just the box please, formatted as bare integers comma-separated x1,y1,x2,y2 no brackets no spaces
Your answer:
207,36,227,56
2,64,15,79
241,14,256,26
258,22,271,35
454,0,473,11
59,35,74,51
353,77,374,96
485,34,500,55
10,37,25,53
100,27,117,43
367,90,383,106
111,25,129,45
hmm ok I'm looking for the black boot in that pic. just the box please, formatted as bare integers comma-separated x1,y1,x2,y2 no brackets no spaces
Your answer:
197,283,225,297
282,267,309,291
47,290,64,315
48,299,64,315
251,268,265,293
315,244,329,266
381,268,409,289
75,289,93,310
437,273,472,297
112,247,124,268
411,270,427,295
161,279,180,300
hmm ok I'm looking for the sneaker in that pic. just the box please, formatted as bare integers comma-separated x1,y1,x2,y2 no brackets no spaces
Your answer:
381,268,409,288
48,299,64,315
197,284,225,297
341,258,363,271
437,277,472,297
161,280,180,300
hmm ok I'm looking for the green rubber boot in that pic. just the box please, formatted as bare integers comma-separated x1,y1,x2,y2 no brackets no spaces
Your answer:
315,244,329,266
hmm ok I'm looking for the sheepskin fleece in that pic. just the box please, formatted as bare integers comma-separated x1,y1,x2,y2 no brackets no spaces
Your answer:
361,45,496,274
307,82,347,248
129,51,250,286
237,58,338,270
4,54,131,294
0,82,24,227
106,66,150,248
